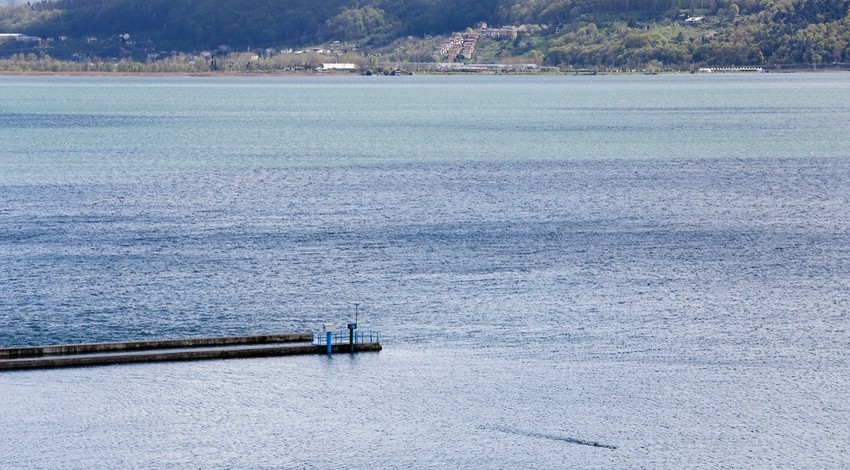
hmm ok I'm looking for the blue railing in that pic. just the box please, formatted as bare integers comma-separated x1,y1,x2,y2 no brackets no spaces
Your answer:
314,331,380,346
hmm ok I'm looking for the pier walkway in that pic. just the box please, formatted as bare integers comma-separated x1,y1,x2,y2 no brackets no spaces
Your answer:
0,332,381,371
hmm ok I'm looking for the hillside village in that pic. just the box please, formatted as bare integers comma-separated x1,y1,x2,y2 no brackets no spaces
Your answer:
439,23,521,61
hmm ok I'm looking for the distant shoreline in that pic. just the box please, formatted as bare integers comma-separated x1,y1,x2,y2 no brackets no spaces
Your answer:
0,68,846,78
0,70,333,77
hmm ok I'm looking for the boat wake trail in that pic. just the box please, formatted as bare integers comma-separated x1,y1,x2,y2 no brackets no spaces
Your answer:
480,425,617,449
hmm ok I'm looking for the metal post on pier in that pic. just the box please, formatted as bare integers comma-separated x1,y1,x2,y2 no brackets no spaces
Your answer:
326,331,333,357
324,323,334,358
348,303,359,353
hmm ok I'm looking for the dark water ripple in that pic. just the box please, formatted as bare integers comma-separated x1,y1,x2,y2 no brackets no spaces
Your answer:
481,424,618,449
0,112,158,128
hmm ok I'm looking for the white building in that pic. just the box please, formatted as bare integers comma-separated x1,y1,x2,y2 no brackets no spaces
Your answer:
318,63,358,71
0,33,41,42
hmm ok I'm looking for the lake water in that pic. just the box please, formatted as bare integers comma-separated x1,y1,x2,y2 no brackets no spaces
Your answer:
1,74,849,468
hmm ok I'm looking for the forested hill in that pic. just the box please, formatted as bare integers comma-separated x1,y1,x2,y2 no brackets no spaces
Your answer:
0,0,37,7
2,0,850,68
2,0,501,48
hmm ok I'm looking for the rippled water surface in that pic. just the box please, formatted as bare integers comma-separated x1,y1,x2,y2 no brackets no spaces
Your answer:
1,74,849,468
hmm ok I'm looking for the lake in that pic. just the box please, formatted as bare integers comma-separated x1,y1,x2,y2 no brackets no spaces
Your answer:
1,73,849,468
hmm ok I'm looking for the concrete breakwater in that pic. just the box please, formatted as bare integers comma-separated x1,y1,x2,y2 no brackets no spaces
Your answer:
0,333,381,371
